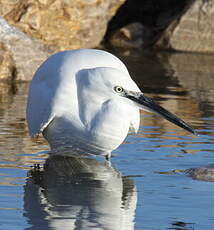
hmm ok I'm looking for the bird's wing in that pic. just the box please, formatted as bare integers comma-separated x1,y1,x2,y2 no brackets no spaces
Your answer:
26,79,55,137
26,48,131,137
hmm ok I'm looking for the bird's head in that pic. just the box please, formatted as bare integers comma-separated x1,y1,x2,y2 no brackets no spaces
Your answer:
76,67,197,135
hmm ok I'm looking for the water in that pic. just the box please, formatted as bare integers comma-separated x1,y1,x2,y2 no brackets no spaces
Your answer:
0,50,214,230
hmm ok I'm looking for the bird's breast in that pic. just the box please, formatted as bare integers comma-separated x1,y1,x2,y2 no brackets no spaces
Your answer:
42,102,134,155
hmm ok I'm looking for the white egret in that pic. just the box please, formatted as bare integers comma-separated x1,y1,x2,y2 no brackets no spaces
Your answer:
26,49,196,158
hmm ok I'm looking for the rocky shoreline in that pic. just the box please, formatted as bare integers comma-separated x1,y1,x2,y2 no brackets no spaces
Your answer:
0,0,213,82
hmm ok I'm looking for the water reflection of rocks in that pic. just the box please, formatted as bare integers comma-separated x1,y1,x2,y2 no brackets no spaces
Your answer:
24,154,137,230
167,52,214,118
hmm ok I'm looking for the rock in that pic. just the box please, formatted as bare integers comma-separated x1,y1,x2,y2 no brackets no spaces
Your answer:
158,0,214,53
0,17,51,81
0,43,14,81
107,23,144,49
0,0,125,51
104,0,192,48
186,164,214,182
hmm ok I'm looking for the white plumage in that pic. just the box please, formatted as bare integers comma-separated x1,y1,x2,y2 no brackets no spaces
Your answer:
27,49,196,157
27,49,140,156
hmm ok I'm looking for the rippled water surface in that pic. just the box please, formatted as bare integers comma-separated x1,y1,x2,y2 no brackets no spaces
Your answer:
0,51,214,230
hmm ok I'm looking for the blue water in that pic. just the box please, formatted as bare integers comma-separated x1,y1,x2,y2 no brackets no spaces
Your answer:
0,51,214,230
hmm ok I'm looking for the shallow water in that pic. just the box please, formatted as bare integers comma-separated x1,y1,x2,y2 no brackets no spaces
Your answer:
0,50,214,230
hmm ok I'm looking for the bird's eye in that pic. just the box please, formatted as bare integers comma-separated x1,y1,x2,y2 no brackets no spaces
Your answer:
114,86,124,93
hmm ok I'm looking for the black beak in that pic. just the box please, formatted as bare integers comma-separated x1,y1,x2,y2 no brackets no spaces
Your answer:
126,92,197,135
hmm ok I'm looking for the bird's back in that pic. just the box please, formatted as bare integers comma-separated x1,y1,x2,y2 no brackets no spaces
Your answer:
26,49,129,138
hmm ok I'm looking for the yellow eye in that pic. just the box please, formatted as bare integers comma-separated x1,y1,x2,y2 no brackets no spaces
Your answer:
114,86,124,93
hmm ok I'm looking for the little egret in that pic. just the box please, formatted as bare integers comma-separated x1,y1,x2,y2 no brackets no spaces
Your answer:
26,49,196,158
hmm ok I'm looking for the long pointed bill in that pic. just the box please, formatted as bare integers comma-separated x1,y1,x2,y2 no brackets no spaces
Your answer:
126,91,197,135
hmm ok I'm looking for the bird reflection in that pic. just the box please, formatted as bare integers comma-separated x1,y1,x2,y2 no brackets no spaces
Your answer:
24,154,137,230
